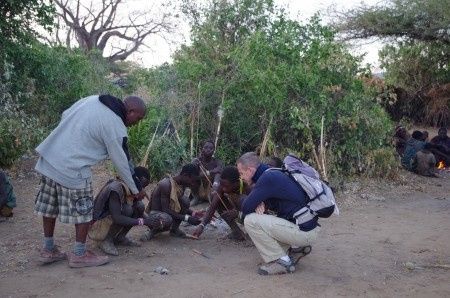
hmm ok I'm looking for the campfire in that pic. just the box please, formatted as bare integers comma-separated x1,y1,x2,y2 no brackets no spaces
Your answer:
437,160,446,170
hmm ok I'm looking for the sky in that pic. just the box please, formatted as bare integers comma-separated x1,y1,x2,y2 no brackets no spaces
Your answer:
122,0,384,70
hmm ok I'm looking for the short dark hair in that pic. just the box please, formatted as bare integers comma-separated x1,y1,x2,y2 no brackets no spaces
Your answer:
134,166,150,181
202,140,215,148
411,130,423,140
221,166,240,183
267,156,283,168
180,163,200,176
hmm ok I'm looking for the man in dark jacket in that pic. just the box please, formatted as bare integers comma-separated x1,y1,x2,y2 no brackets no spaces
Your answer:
238,152,319,275
402,131,426,170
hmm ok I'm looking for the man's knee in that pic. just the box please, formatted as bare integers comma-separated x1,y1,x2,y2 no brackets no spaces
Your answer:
161,213,173,230
243,213,259,228
149,211,173,230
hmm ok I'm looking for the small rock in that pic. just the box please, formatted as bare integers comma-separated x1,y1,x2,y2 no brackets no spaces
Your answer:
154,266,169,275
360,193,386,202
405,262,416,270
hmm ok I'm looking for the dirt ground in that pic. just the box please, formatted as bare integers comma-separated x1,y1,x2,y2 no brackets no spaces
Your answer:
1,158,449,298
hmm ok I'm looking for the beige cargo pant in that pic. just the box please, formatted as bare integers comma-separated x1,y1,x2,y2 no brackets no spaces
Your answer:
244,213,319,263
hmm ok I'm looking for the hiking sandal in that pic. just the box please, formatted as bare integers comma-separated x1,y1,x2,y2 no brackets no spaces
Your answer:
289,245,312,265
258,259,296,275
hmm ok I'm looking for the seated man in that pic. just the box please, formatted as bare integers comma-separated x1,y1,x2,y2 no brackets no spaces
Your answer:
401,131,426,170
393,125,410,157
192,166,250,240
190,140,224,206
141,164,202,240
431,127,450,151
89,167,171,256
413,144,438,177
430,127,450,164
0,171,17,221
238,152,320,276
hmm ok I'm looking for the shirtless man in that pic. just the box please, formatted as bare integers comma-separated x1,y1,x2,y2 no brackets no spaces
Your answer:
89,166,172,255
192,166,250,240
141,164,202,240
191,140,223,205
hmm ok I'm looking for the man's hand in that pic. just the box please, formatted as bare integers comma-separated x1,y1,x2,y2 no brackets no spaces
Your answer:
212,181,220,192
192,225,204,237
134,190,147,201
187,216,201,225
191,210,205,218
255,202,265,215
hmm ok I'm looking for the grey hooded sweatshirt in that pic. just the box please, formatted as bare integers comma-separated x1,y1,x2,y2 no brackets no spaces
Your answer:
34,95,139,194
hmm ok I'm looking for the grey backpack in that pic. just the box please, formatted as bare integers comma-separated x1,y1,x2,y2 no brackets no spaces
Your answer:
281,155,339,229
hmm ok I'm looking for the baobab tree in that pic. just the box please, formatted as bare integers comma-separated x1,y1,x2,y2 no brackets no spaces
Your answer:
54,0,178,62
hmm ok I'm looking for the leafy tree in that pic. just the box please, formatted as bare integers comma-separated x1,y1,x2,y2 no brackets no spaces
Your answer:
332,0,450,126
332,0,449,44
0,0,54,45
128,0,394,178
53,0,178,62
6,43,119,126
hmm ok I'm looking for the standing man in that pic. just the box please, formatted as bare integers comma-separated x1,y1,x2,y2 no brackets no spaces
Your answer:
34,94,147,268
237,152,320,275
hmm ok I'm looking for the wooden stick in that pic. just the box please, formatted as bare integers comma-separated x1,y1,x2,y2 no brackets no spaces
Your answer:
214,91,225,152
198,163,229,211
161,122,170,139
190,107,195,159
185,234,199,240
196,81,201,156
421,264,450,269
304,118,322,176
259,116,272,158
170,119,181,143
320,115,328,181
192,249,211,259
140,120,160,167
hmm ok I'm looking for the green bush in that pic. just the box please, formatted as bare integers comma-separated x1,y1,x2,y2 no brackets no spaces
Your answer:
5,43,120,127
1,41,122,166
0,73,45,167
364,148,400,179
127,105,189,181
124,1,398,179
